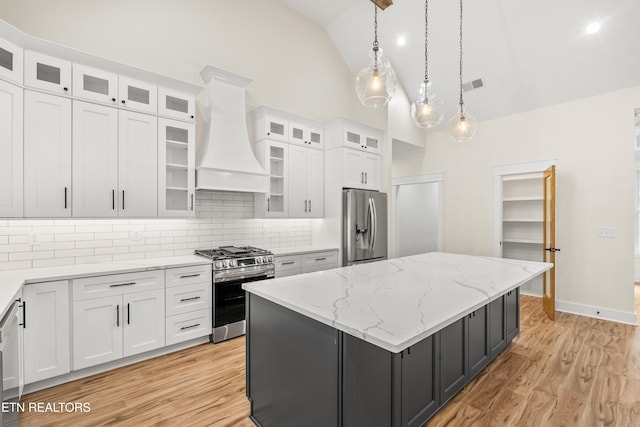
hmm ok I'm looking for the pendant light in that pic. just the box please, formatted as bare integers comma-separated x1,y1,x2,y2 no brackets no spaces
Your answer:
447,0,476,142
410,0,443,128
355,4,396,108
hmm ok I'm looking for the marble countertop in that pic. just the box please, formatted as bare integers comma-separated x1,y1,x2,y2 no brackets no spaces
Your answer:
270,246,339,256
244,252,552,353
0,255,211,318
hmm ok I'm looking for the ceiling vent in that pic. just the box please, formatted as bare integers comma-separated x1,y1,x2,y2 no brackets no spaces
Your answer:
463,78,484,92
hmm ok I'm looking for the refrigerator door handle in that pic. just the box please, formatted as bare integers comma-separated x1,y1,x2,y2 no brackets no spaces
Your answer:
370,197,377,251
368,198,375,251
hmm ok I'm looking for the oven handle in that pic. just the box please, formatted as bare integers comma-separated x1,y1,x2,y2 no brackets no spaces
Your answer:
214,272,273,283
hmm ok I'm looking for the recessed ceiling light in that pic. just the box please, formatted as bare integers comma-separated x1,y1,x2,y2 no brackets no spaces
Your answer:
586,21,601,35
396,35,407,47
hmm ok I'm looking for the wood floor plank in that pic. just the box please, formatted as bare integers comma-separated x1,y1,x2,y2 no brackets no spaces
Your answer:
19,294,640,427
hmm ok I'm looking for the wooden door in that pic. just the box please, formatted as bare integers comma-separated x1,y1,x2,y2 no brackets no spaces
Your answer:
543,165,557,320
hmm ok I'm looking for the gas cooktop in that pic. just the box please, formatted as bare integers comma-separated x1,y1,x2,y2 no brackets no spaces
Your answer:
195,246,272,261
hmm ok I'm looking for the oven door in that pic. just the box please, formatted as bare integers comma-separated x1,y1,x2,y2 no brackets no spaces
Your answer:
214,274,271,329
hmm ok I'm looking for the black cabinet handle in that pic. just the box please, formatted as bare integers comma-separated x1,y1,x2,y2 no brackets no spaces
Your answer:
544,247,561,252
315,257,327,261
112,189,115,210
180,323,200,331
116,304,120,327
190,194,194,211
281,261,295,265
121,100,126,104
111,97,116,102
190,115,194,119
64,187,68,209
180,296,201,302
179,274,201,279
109,282,136,288
63,87,68,92
19,300,25,329
122,190,125,210
127,303,130,325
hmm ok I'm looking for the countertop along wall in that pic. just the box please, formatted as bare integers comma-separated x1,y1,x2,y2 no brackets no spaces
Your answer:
393,85,640,321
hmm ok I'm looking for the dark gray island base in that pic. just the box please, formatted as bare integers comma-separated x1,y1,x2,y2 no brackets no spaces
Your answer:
245,288,520,427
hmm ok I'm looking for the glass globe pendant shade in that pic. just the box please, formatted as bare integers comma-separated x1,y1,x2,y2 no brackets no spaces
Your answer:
447,105,476,142
410,82,443,128
355,48,397,108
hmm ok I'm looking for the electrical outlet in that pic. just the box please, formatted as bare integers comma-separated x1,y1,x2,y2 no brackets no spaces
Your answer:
130,231,142,241
27,232,40,246
597,227,617,238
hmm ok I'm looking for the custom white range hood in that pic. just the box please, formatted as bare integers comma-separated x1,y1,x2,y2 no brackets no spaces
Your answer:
196,66,268,193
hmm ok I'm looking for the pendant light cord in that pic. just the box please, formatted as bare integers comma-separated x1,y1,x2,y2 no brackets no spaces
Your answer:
424,0,429,84
373,4,380,68
458,0,464,109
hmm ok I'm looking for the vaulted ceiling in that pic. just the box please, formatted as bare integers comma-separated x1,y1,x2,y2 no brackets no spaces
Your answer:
279,0,640,124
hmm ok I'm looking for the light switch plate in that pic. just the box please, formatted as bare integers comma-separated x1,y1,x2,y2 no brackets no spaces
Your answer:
597,227,617,238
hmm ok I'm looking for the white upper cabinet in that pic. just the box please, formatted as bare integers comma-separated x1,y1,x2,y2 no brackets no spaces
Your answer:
24,91,72,217
158,118,195,217
158,87,195,122
0,38,23,84
341,147,382,191
288,121,324,149
118,77,157,114
72,100,119,217
254,113,288,142
0,80,23,217
24,51,71,95
254,140,289,218
118,110,158,217
288,145,323,218
324,118,383,155
253,107,323,149
73,64,118,105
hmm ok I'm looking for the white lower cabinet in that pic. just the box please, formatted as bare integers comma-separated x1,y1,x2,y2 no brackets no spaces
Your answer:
274,250,338,278
72,271,165,370
23,281,70,384
165,265,211,345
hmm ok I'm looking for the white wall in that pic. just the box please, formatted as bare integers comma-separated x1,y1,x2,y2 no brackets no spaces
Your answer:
394,86,640,317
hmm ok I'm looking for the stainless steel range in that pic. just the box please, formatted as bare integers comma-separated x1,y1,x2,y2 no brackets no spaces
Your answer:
195,246,274,343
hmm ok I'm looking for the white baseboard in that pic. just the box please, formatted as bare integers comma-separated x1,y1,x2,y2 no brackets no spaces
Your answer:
520,288,542,298
556,299,637,326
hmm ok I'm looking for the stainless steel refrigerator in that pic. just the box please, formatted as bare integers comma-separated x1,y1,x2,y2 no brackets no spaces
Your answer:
343,189,388,265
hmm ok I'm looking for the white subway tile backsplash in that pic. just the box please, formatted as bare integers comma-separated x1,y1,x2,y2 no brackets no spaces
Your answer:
10,251,55,261
0,192,314,271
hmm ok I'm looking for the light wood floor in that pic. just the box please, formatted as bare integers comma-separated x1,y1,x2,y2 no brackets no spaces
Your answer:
20,289,640,426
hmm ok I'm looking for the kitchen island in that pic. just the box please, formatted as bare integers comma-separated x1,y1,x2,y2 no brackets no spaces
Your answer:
243,252,552,427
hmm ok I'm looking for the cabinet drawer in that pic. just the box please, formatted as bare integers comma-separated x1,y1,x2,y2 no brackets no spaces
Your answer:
166,309,211,346
166,282,211,316
274,255,301,272
73,270,164,301
165,265,211,288
301,251,337,269
275,269,300,278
